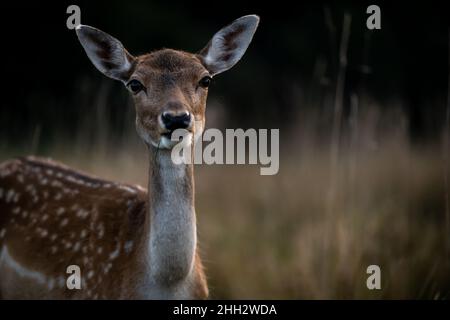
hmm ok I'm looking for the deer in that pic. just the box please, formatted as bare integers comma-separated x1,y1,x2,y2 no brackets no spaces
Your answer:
0,15,259,299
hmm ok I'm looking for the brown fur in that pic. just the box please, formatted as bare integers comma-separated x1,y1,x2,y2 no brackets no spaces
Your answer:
0,157,208,299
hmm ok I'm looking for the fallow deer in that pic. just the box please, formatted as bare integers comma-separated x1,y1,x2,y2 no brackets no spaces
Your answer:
0,15,259,299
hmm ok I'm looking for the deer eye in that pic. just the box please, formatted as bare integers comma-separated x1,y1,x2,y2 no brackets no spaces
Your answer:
127,79,145,94
198,76,212,88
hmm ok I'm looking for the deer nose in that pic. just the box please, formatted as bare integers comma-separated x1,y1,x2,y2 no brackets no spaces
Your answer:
161,111,192,131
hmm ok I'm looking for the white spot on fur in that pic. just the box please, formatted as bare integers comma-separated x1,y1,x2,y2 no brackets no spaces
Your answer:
109,246,120,260
118,185,137,194
97,223,105,239
76,209,89,219
124,241,133,253
62,188,73,194
25,184,35,193
40,203,48,213
104,263,113,274
51,180,63,188
60,218,69,227
17,174,24,183
5,190,15,203
73,242,81,252
65,175,99,188
31,167,41,174
135,184,146,192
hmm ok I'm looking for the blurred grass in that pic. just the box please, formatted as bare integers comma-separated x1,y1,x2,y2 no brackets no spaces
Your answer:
197,144,449,299
0,103,449,299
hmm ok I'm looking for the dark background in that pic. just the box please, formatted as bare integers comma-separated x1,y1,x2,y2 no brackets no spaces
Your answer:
0,0,448,145
0,0,449,299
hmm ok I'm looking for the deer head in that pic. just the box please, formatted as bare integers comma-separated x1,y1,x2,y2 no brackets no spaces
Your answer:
76,15,259,150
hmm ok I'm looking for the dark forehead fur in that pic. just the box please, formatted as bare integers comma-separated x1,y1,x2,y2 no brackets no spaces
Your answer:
135,49,206,73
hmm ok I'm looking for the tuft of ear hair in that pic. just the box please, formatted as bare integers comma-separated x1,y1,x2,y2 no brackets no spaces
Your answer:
76,25,135,83
198,15,260,76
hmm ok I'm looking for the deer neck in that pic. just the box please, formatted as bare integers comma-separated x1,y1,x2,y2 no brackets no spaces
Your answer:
146,147,196,286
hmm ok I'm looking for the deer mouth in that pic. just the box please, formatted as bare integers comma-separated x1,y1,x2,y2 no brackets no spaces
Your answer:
161,131,173,139
159,130,193,150
161,128,193,139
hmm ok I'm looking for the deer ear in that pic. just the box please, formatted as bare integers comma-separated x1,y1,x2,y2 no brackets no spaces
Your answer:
76,25,135,83
199,15,259,76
